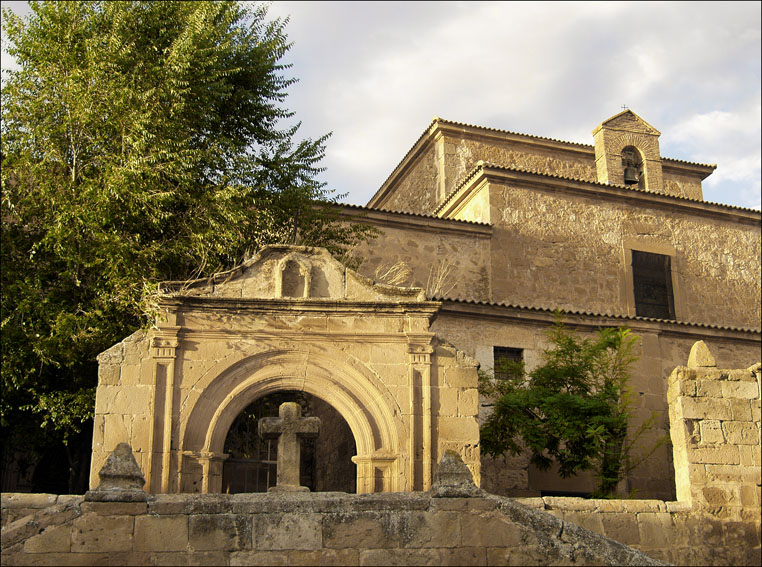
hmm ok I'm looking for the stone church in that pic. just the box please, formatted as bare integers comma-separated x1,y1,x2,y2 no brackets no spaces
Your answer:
91,110,761,501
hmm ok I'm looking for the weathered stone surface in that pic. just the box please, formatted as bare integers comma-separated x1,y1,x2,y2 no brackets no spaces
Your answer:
431,450,482,498
71,514,134,552
134,515,188,552
687,341,716,368
254,513,321,550
85,443,146,502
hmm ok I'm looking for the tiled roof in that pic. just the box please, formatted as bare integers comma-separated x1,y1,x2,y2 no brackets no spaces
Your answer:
435,297,762,334
337,201,491,227
370,117,717,206
434,161,761,216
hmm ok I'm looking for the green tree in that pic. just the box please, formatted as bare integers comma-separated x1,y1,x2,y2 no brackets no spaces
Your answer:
1,1,373,491
479,320,665,497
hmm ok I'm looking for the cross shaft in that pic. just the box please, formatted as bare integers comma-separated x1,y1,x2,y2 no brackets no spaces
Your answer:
258,401,320,491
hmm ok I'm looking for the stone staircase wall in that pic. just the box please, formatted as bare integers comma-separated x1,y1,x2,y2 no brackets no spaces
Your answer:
1,492,661,566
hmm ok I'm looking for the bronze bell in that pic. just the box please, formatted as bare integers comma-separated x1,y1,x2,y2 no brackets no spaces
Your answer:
623,165,639,185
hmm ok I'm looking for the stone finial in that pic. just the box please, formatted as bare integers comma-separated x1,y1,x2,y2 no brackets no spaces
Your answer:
85,443,147,502
687,340,716,368
431,450,482,498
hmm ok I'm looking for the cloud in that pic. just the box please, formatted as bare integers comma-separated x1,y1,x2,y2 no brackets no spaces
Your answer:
5,1,760,208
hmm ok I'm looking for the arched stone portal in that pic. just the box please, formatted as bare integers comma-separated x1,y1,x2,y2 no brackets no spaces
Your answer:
179,349,401,494
91,246,481,495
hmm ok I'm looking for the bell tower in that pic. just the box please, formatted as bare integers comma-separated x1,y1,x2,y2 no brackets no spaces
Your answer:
593,110,664,193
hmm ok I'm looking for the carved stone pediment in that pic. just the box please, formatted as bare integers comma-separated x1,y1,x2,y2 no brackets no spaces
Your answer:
159,245,426,303
595,109,660,136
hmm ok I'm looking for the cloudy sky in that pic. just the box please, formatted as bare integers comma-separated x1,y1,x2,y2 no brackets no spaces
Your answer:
3,1,760,209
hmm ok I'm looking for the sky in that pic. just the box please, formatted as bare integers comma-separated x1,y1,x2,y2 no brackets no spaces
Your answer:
2,1,760,209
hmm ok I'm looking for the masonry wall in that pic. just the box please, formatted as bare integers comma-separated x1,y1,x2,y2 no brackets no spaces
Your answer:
432,311,761,500
352,218,492,302
477,180,761,329
0,492,663,566
667,362,761,520
378,144,440,214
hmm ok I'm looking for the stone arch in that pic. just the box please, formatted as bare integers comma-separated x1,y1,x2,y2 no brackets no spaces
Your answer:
606,132,662,192
180,349,402,493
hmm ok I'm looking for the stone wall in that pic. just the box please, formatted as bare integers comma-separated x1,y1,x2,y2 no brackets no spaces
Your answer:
0,491,662,566
667,349,761,521
433,308,761,500
379,143,440,214
516,496,760,566
479,179,761,329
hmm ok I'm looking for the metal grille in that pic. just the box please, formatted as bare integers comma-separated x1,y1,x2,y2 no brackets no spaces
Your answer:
632,250,675,320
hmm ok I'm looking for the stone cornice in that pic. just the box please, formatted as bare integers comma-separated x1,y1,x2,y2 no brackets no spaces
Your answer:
160,296,443,319
436,163,761,225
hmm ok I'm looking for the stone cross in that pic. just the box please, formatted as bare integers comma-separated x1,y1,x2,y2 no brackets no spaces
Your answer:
258,401,320,492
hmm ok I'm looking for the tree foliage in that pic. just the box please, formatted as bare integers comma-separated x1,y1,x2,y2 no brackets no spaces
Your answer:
479,320,666,497
1,0,373,489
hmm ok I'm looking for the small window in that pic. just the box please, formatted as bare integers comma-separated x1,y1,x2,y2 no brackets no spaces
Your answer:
632,250,675,320
493,346,523,380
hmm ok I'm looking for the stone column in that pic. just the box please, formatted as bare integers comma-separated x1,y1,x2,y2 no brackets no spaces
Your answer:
147,306,180,494
407,330,434,491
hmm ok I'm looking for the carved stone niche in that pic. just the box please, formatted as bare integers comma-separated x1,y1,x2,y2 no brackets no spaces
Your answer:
277,254,312,298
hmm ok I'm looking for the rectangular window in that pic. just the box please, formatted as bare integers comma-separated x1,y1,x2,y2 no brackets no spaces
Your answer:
493,346,523,380
632,250,675,320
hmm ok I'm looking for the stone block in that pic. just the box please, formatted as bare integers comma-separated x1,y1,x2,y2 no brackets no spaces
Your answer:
23,523,72,553
689,445,739,465
71,514,134,552
752,399,761,421
436,417,479,442
403,511,460,548
152,551,229,566
722,421,760,445
359,548,440,566
721,380,760,399
286,549,360,566
696,379,723,398
636,513,673,548
254,513,321,551
460,512,532,547
102,414,132,451
699,419,724,444
98,363,121,386
739,485,762,508
458,389,479,417
80,502,147,516
704,464,761,484
739,444,761,466
729,399,752,421
563,511,604,536
438,547,487,566
679,398,731,420
230,551,288,566
700,486,737,508
134,515,188,552
444,367,477,388
600,513,640,545
436,388,458,417
189,513,251,552
323,512,400,549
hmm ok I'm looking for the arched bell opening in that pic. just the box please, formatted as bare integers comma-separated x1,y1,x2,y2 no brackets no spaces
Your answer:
221,390,357,493
621,145,645,190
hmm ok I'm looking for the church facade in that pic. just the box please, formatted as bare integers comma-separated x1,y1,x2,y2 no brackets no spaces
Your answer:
91,111,761,500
